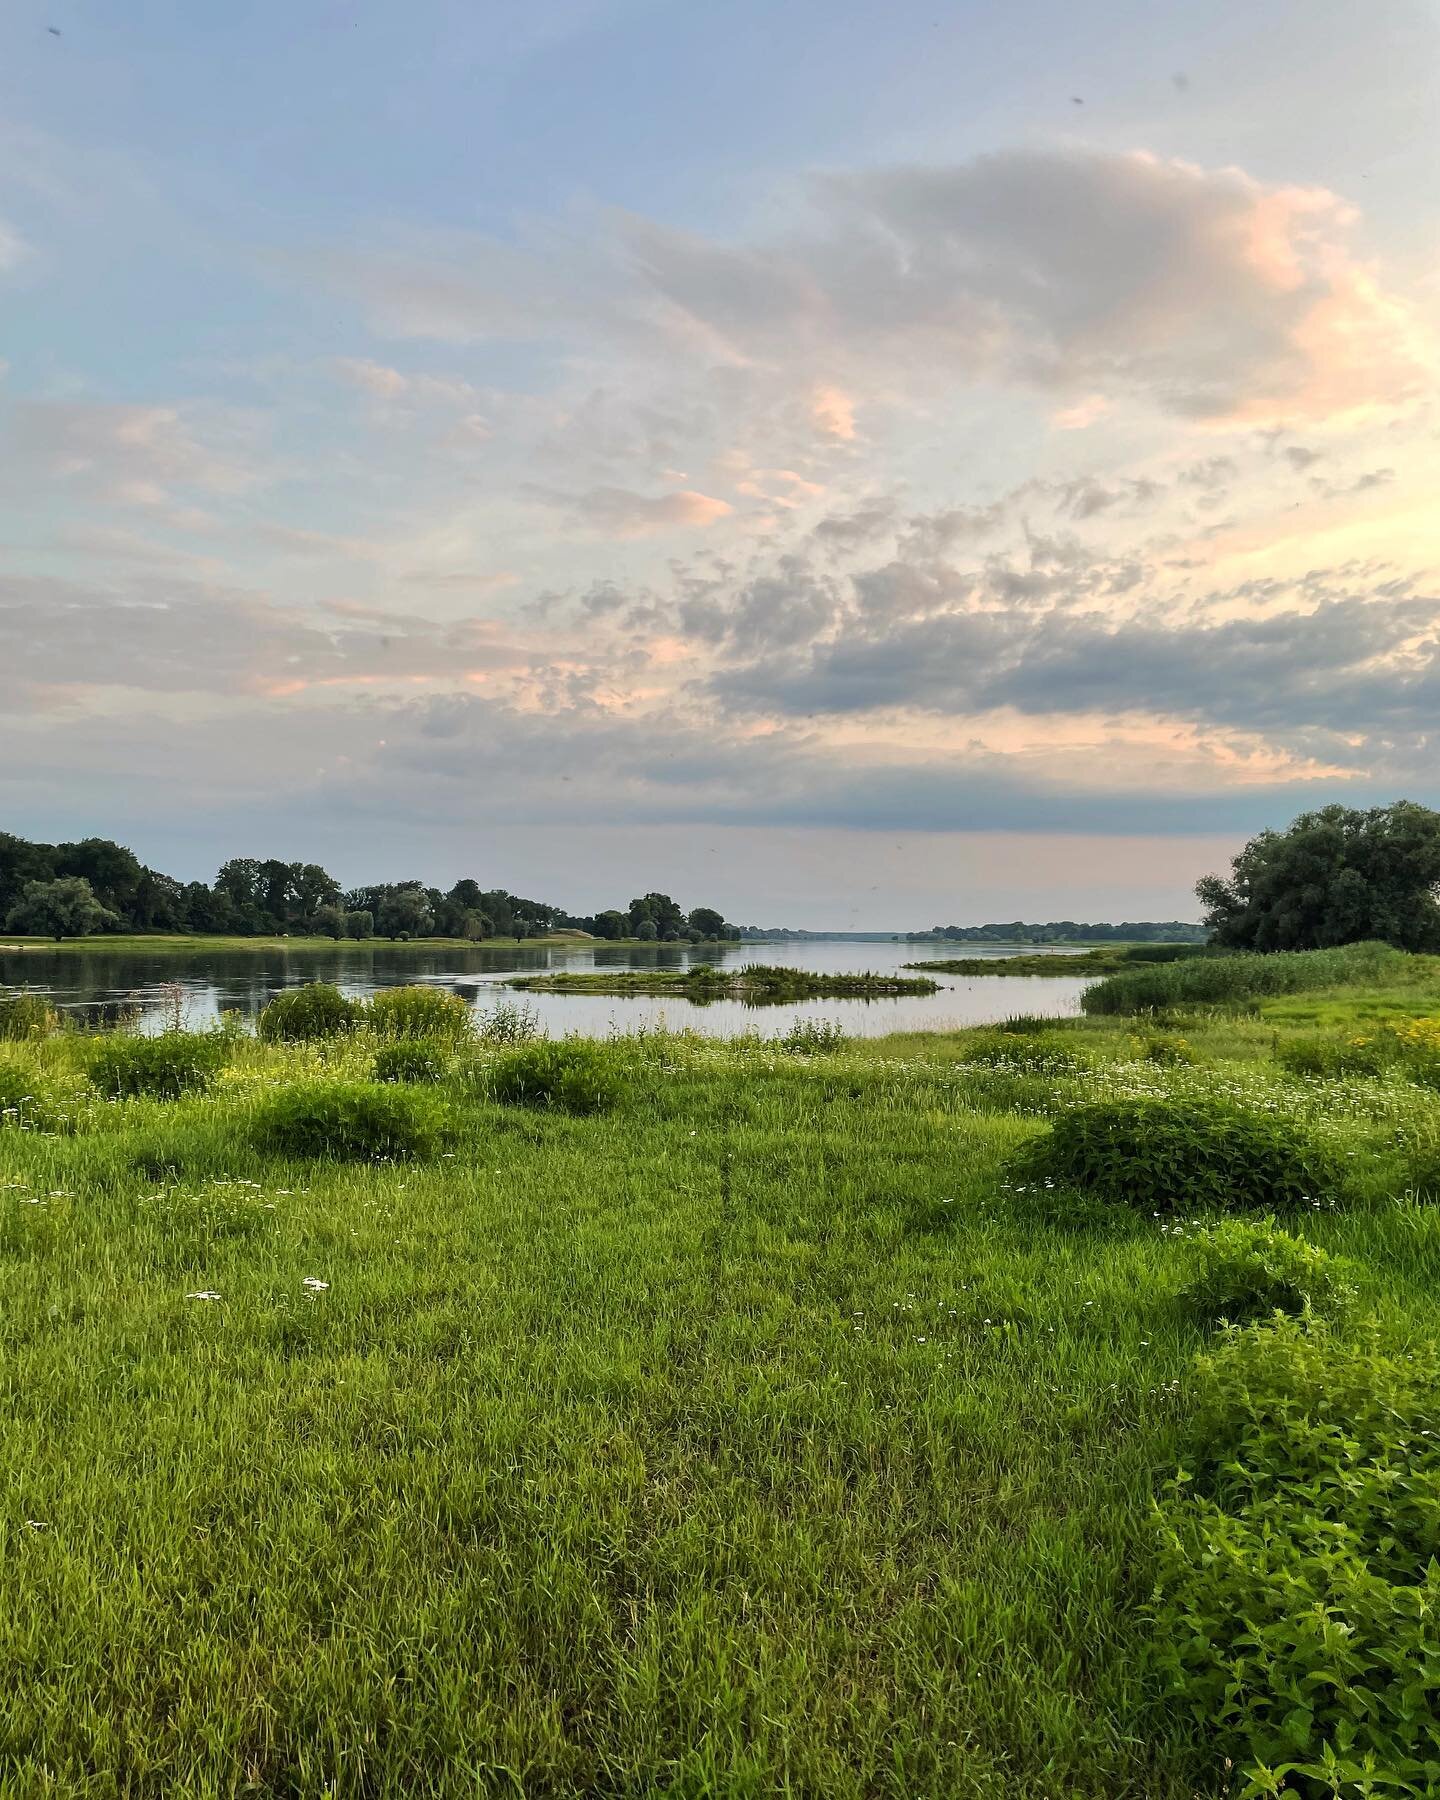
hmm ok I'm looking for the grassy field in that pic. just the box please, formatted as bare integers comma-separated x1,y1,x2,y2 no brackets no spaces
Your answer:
2,947,1439,1796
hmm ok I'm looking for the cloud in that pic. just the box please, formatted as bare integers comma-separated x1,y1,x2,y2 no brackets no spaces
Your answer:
617,148,1429,422
8,403,260,507
561,485,734,538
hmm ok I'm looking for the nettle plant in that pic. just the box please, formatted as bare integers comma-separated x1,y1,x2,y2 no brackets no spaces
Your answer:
1153,1317,1440,1798
257,983,360,1044
365,985,472,1043
88,1032,227,1101
1178,1217,1357,1327
1029,1097,1339,1214
486,1040,623,1115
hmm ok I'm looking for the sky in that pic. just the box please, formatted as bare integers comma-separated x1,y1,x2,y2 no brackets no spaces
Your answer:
2,0,1437,927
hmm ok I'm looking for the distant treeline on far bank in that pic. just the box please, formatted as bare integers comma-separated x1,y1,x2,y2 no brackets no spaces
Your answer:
0,831,739,944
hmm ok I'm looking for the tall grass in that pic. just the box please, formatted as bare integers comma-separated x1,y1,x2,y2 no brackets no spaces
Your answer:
1081,940,1410,1015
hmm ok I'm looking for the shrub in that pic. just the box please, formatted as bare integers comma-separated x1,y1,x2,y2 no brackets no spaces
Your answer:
1027,1097,1339,1213
487,1040,622,1114
960,1027,1089,1074
777,1017,847,1055
1275,1032,1395,1080
372,1039,449,1084
251,1080,445,1160
257,983,359,1044
1137,1032,1196,1067
1152,1318,1440,1797
88,1032,226,1100
0,992,61,1040
365,984,472,1043
1179,1217,1357,1326
476,1000,539,1044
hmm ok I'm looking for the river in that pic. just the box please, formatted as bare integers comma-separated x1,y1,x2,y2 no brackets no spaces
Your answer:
0,938,1094,1040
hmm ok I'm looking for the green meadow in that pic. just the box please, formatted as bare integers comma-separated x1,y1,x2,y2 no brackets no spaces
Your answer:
2,944,1439,1797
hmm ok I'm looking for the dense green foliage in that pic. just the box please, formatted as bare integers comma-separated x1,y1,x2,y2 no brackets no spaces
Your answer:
372,1039,450,1084
87,1031,226,1100
1178,1219,1357,1326
1030,1098,1338,1213
1,830,738,945
1082,941,1407,1015
1198,802,1440,952
486,1039,624,1114
251,1079,447,1160
4,875,119,941
365,984,472,1042
256,982,361,1043
1154,1319,1440,1796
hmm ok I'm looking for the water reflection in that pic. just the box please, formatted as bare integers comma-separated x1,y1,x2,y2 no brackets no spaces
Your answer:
0,938,1093,1040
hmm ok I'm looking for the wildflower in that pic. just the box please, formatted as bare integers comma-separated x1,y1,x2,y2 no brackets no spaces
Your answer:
186,1290,222,1302
302,1276,329,1292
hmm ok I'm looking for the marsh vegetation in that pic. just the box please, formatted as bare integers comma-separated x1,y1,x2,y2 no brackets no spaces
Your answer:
4,941,1440,1794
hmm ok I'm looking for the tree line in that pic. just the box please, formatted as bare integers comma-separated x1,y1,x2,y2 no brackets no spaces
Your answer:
0,832,739,945
920,920,1207,944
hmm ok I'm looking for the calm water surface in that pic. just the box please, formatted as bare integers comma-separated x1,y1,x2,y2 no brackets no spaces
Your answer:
0,939,1093,1039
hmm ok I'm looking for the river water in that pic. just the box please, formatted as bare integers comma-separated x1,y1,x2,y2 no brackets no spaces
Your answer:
0,938,1094,1040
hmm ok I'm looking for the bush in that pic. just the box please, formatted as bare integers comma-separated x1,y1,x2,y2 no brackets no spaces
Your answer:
372,1039,449,1084
1275,1032,1395,1080
365,985,472,1043
88,1032,226,1100
257,983,359,1044
1152,1318,1440,1797
487,1040,622,1114
1137,1032,1196,1067
0,993,61,1040
777,1017,847,1055
960,1027,1089,1074
476,1000,540,1044
1027,1097,1339,1213
1179,1217,1357,1326
251,1080,445,1160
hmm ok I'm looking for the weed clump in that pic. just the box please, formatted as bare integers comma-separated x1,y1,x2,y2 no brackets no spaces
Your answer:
777,1017,847,1055
251,1080,445,1160
1029,1097,1338,1213
1153,1318,1440,1796
257,983,359,1044
1275,1033,1394,1080
1178,1217,1357,1326
372,1039,449,1084
476,1000,539,1044
0,992,61,1040
365,985,472,1043
487,1040,622,1114
88,1032,226,1100
961,1027,1089,1074
0,1054,84,1132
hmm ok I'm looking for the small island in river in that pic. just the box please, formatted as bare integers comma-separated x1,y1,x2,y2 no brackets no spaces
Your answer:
504,962,941,1003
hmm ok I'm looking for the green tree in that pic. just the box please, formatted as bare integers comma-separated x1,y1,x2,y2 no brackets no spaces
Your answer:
377,885,434,940
344,909,374,940
5,876,120,941
311,903,347,939
687,906,728,941
1197,802,1440,952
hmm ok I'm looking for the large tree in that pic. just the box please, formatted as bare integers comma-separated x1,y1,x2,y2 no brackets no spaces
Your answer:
5,876,120,941
1197,803,1440,952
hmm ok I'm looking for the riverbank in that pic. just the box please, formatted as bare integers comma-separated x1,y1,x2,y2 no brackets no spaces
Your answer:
0,930,622,954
